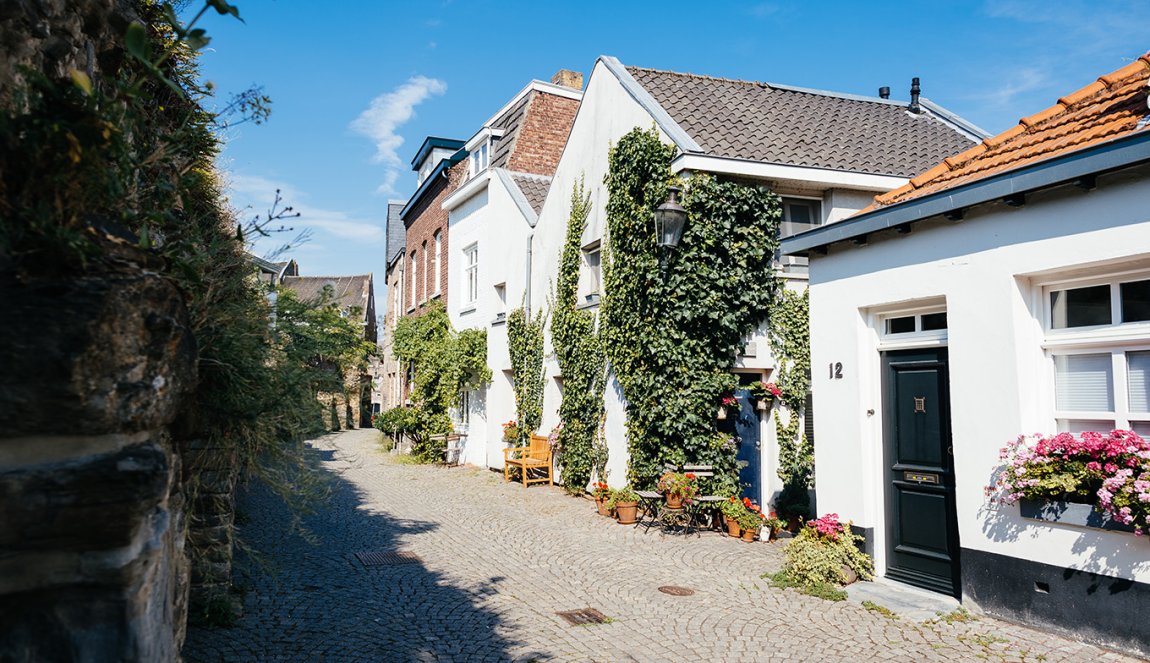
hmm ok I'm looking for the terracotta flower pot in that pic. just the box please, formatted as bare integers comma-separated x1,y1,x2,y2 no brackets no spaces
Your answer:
768,527,780,542
615,502,638,525
786,516,803,532
665,494,684,509
741,528,758,542
725,517,741,537
595,498,612,517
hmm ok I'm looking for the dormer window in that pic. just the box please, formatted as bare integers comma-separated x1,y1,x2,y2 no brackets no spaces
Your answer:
469,141,489,178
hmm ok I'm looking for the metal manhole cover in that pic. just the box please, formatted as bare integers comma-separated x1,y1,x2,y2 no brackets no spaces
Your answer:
657,585,695,596
354,551,421,567
556,608,610,626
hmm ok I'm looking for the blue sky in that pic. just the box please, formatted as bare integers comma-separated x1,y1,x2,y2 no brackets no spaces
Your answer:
193,1,1150,280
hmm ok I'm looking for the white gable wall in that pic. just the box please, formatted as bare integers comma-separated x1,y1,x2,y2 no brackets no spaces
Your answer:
808,168,1150,584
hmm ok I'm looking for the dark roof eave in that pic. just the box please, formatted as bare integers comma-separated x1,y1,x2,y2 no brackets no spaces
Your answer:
400,150,467,221
410,136,466,169
780,130,1150,256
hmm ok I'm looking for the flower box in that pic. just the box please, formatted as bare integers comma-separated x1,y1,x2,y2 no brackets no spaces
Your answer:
1018,498,1136,533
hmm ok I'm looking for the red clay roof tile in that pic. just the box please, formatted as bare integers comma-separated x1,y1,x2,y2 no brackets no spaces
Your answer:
864,54,1150,211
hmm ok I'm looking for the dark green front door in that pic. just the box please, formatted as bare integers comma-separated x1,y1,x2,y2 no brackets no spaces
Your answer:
882,348,960,597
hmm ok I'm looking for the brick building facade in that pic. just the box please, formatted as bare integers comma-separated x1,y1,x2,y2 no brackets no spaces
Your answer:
402,160,466,316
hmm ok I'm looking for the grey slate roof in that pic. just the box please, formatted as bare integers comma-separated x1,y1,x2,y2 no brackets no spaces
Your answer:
509,173,551,215
489,90,533,170
385,202,405,266
626,66,979,178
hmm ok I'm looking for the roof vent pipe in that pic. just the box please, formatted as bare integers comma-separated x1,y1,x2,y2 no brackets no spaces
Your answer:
909,77,921,114
879,86,890,99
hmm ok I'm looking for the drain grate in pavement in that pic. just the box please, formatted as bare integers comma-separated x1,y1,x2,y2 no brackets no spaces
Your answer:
556,608,610,626
354,551,421,567
657,585,695,596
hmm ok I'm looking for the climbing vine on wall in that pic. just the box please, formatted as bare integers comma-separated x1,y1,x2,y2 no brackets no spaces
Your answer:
392,301,491,461
551,179,608,494
767,287,813,517
600,127,782,492
507,306,545,444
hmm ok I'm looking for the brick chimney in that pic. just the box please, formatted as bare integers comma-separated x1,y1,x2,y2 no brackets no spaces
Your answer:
550,69,583,91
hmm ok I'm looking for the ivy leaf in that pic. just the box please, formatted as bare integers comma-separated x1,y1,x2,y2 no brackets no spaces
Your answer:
207,0,244,21
69,69,92,95
185,29,211,51
125,22,150,62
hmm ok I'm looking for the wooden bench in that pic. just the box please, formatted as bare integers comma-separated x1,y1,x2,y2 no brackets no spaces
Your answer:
503,434,553,487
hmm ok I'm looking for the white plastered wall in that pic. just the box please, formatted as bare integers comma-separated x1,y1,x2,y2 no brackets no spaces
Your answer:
808,170,1150,583
448,175,535,468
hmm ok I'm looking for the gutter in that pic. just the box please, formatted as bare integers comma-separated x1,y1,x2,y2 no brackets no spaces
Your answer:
780,130,1150,256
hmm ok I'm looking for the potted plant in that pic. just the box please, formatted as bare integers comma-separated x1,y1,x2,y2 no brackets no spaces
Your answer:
608,487,641,525
748,381,782,412
720,497,746,537
501,420,521,445
776,482,811,531
591,481,612,517
738,510,762,542
762,510,784,541
717,395,737,420
990,430,1150,535
656,471,698,509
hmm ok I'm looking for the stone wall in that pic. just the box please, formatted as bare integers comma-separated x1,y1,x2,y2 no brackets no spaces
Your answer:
0,241,197,661
0,2,204,660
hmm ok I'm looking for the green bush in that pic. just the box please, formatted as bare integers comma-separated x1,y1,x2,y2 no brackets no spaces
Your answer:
780,515,874,587
765,571,847,602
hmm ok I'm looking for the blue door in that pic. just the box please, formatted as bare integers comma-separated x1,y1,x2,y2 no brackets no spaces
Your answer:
733,388,762,506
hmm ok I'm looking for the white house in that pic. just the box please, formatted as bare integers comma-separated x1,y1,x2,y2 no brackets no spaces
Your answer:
780,54,1150,655
440,72,583,467
528,56,986,501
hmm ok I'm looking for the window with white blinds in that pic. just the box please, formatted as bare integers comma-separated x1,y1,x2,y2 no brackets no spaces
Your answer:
1052,350,1150,433
1042,269,1150,434
1054,354,1113,411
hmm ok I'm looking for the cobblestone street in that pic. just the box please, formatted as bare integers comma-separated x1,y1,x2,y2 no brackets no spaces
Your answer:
183,429,1139,662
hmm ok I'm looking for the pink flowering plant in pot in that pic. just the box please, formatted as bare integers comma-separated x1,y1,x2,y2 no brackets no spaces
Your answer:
989,430,1150,535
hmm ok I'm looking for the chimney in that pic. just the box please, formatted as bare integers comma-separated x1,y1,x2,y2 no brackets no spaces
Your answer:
879,86,890,99
909,77,921,114
551,69,584,90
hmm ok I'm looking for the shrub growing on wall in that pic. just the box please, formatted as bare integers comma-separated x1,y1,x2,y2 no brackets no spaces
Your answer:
507,307,545,444
551,180,608,494
393,301,490,461
600,127,782,491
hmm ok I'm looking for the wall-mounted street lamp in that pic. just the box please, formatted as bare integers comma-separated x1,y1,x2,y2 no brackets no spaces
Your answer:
653,185,688,250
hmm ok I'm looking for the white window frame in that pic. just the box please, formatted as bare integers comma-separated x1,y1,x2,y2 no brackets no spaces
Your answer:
463,243,479,310
457,390,471,428
469,141,489,178
432,231,442,297
421,241,429,303
409,251,417,311
780,195,824,226
1038,268,1150,433
582,240,602,303
873,299,948,351
493,282,507,322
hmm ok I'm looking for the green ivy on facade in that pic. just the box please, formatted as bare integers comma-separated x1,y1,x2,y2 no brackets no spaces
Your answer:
550,179,608,494
600,127,783,492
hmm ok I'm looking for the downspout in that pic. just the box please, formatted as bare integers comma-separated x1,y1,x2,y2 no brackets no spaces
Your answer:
525,233,534,314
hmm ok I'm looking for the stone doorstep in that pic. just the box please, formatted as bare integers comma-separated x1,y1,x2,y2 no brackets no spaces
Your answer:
846,577,961,622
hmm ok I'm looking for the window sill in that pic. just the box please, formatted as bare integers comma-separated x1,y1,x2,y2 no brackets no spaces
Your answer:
491,312,507,326
430,292,441,300
460,304,477,315
406,306,416,314
577,294,601,310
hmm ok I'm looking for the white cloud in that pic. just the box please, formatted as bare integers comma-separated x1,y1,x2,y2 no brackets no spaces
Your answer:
350,76,447,195
227,173,385,245
965,66,1050,109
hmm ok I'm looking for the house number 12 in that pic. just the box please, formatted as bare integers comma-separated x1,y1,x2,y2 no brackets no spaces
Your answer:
828,362,843,379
